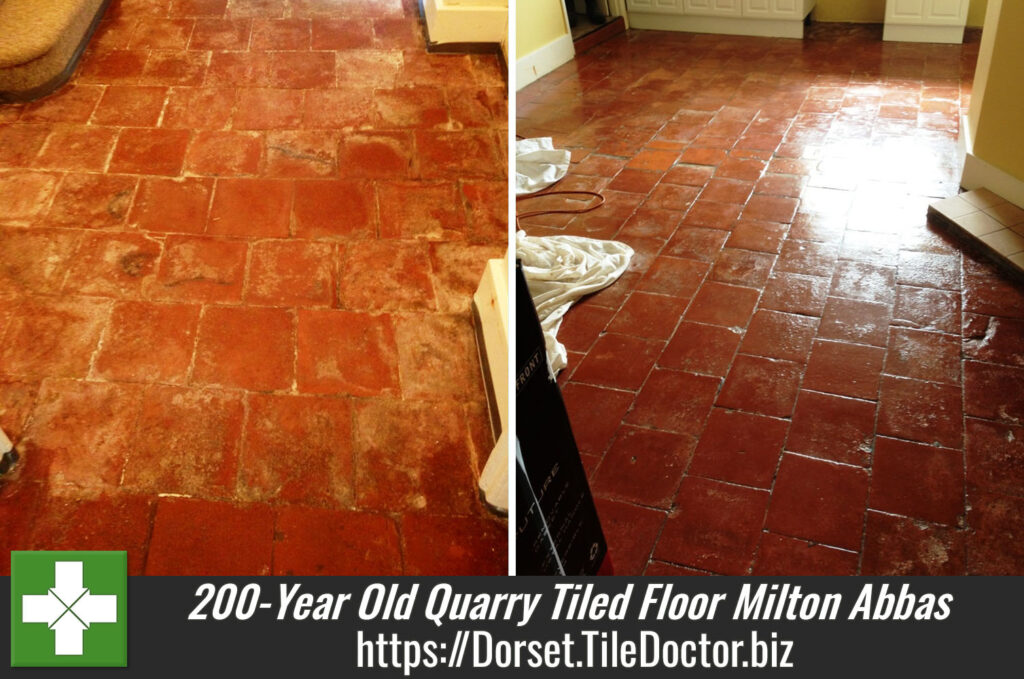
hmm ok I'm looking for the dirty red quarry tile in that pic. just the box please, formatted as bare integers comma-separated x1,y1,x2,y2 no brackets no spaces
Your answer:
752,533,858,576
776,239,839,277
966,418,1024,498
710,248,775,289
146,498,274,575
169,0,229,16
192,306,294,391
275,506,401,576
962,314,1024,366
655,477,769,576
19,85,103,123
295,310,398,396
608,168,661,194
689,408,788,489
338,240,436,312
402,514,506,576
964,361,1024,423
964,273,1024,319
594,498,666,576
416,130,501,179
265,51,336,89
606,292,688,340
0,379,40,441
311,17,374,49
885,327,960,385
591,426,694,509
701,178,754,204
817,297,892,347
1,297,109,378
233,89,304,130
429,242,505,312
967,490,1024,575
662,163,714,187
149,235,246,302
23,379,140,490
266,132,337,177
130,177,213,234
726,219,788,253
247,240,334,307
373,86,449,128
802,339,884,400
0,228,79,295
90,86,168,127
34,126,118,171
760,272,829,316
208,178,292,238
681,200,743,229
618,208,682,241
109,127,191,175
125,385,244,498
206,51,271,87
46,173,137,229
395,314,482,399
61,232,160,299
0,171,57,222
870,436,963,525
659,321,742,377
685,282,760,328
240,394,353,504
626,368,720,436
755,173,805,198
877,375,963,448
766,453,869,551
189,18,251,50
162,87,235,129
27,494,155,575
740,310,817,362
558,305,613,353
461,179,507,242
861,511,965,576
562,383,635,456
717,354,802,418
788,390,877,467
830,259,897,304
572,333,662,391
250,18,311,50
293,179,375,239
0,124,51,167
634,257,706,299
338,50,405,88
302,88,376,128
185,130,263,176
338,132,415,179
378,181,466,239
353,399,477,514
129,18,195,50
897,250,960,290
374,17,424,49
94,302,200,383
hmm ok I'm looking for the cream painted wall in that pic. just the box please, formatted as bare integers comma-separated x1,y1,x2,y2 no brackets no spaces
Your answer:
517,0,569,56
970,0,1024,181
813,0,989,27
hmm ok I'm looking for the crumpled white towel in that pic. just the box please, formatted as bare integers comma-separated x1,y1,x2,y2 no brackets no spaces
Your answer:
517,230,633,374
515,137,571,196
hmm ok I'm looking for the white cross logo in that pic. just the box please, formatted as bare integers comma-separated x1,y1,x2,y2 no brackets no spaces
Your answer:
21,561,118,656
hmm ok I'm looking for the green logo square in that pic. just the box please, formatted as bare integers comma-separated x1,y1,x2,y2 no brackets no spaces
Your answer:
10,551,128,667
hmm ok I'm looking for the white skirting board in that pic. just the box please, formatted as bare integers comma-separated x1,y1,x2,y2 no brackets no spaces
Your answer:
626,13,807,39
516,32,575,90
960,114,1024,209
474,255,509,515
422,0,508,46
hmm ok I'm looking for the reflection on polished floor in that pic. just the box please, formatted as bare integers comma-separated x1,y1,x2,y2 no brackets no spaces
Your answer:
0,0,507,575
519,24,1024,575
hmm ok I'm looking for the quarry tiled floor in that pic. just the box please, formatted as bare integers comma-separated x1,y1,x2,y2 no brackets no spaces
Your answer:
0,0,507,575
519,24,1024,576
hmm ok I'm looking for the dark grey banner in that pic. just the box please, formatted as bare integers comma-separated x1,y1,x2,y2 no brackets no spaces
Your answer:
2,577,1020,676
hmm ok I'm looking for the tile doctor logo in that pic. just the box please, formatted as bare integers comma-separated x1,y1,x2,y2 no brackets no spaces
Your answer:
10,551,128,667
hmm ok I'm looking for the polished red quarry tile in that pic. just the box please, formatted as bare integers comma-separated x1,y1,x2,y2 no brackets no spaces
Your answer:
788,390,876,467
726,219,788,254
861,510,965,575
717,354,802,418
558,304,613,352
662,163,714,187
573,153,627,178
740,310,817,363
184,130,263,176
591,426,694,509
94,301,200,383
22,379,140,490
700,177,754,205
636,256,707,298
962,314,1024,367
90,85,167,127
593,498,666,576
710,248,776,289
250,18,311,50
752,533,858,576
374,86,449,128
296,309,398,397
742,194,798,223
338,131,415,179
967,489,1024,575
679,146,727,166
265,130,339,177
817,297,891,347
192,306,294,391
395,314,481,399
1,297,110,378
208,178,291,238
27,494,154,575
233,88,304,130
681,200,743,230
755,173,805,197
46,173,137,229
293,179,375,239
247,240,334,307
628,149,680,171
893,284,960,334
877,375,963,448
766,453,869,551
607,168,661,194
125,385,244,498
886,327,960,385
619,209,681,241
689,408,788,489
655,477,769,575
561,383,635,456
148,235,246,302
776,239,839,277
130,176,212,234
146,498,274,575
759,272,829,317
162,87,235,129
240,394,352,504
897,250,960,290
870,435,963,525
310,17,374,49
643,183,701,212
402,514,506,576
572,333,662,391
964,360,1024,423
684,282,759,328
625,368,720,436
663,227,728,261
337,240,436,311
109,127,191,175
606,292,688,341
34,126,117,172
275,506,401,576
378,181,467,239
966,418,1024,497
353,399,477,514
802,339,884,400
189,18,251,50
0,228,79,295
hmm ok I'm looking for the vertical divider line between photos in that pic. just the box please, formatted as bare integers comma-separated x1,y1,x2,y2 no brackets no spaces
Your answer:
507,5,518,577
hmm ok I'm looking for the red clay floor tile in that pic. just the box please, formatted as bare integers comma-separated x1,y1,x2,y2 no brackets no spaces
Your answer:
571,333,662,391
861,510,966,576
659,321,742,377
590,426,694,509
93,301,200,384
787,390,876,467
885,326,961,385
208,178,292,238
148,235,247,303
275,506,401,576
877,374,963,448
246,240,335,307
561,383,636,456
402,514,507,576
752,533,858,576
869,436,963,525
192,306,294,391
593,498,666,576
688,408,788,489
394,314,481,399
739,310,818,362
966,417,1024,498
625,368,720,436
717,354,803,418
802,339,884,400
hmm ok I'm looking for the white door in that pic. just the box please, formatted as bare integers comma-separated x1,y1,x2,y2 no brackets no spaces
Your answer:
683,0,743,17
742,0,802,19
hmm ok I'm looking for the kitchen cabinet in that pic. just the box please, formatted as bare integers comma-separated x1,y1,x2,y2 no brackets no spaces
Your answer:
883,0,970,43
625,0,815,38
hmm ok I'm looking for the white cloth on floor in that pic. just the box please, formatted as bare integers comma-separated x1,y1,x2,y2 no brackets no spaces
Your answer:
517,230,633,374
515,137,571,196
